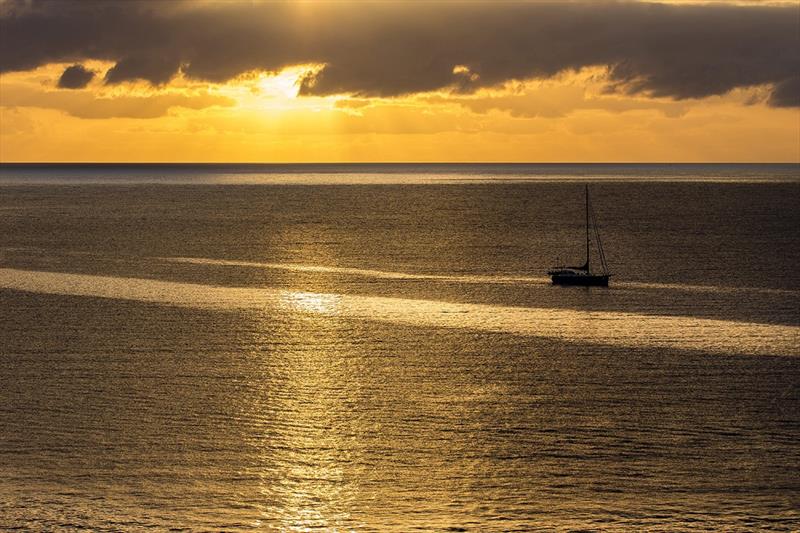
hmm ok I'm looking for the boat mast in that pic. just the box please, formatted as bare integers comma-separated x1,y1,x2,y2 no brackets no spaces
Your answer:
585,184,590,273
590,200,609,275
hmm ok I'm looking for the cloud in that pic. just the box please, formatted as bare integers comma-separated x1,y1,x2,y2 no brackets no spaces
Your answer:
105,55,182,86
1,80,235,119
57,63,94,88
422,80,690,119
1,0,798,106
769,77,800,107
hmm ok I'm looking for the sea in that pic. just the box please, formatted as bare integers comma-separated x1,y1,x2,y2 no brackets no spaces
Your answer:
0,163,798,531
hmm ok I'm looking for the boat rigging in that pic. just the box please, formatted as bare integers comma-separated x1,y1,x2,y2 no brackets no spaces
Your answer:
547,184,611,286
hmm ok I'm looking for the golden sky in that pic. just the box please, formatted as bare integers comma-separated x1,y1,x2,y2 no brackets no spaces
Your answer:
1,0,798,162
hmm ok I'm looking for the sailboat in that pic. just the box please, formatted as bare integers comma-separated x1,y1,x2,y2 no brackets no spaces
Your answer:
548,185,610,286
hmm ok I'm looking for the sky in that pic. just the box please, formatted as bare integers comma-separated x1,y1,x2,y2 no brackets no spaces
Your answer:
0,0,798,163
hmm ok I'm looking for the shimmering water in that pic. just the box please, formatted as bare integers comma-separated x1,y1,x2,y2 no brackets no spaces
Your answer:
1,164,799,530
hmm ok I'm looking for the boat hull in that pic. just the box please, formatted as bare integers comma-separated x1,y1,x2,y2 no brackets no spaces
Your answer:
551,273,609,286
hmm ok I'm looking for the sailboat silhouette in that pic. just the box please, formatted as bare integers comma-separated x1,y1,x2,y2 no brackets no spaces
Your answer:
548,185,611,286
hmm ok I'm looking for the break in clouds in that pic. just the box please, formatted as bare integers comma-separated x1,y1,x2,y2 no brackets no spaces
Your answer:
1,0,798,107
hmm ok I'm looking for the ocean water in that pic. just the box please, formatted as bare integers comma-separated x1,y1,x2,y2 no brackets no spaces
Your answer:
0,164,798,531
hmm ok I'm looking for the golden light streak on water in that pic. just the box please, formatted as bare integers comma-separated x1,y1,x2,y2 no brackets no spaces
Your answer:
280,291,342,315
259,309,355,531
1,268,797,357
164,256,547,284
163,256,798,295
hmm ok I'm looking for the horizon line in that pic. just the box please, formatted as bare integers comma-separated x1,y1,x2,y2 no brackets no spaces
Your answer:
2,161,799,166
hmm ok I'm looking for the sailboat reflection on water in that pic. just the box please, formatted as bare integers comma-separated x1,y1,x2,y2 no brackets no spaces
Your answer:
548,185,611,287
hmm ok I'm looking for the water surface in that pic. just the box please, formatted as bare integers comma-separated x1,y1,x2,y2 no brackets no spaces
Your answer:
1,164,799,530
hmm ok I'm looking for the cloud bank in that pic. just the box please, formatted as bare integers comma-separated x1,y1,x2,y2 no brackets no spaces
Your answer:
1,0,798,106
1,80,234,119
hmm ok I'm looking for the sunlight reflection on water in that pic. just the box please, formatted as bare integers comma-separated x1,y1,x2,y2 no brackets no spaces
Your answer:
255,305,357,531
281,291,342,315
165,256,798,296
1,268,797,357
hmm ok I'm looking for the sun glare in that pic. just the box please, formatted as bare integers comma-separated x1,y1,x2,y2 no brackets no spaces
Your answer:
259,70,301,100
254,64,325,101
281,291,341,315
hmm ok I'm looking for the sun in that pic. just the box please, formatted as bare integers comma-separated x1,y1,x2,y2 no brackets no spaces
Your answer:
259,70,301,100
256,64,325,100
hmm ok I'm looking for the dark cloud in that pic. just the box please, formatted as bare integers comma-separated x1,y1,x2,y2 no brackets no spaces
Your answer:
105,55,181,86
769,77,800,107
1,0,798,106
57,63,94,88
